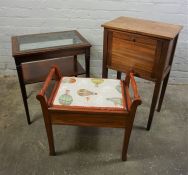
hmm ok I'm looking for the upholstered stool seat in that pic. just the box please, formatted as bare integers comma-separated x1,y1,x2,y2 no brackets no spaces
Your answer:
53,77,126,110
37,66,141,161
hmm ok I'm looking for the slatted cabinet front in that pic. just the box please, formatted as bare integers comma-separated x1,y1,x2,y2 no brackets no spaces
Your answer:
106,30,163,81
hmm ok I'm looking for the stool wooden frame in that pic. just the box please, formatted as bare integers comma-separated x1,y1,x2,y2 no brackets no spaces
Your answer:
36,65,141,161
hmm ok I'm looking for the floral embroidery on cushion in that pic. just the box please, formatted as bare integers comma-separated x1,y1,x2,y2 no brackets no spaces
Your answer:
58,90,73,105
115,85,121,93
106,98,122,106
62,77,76,84
91,78,104,87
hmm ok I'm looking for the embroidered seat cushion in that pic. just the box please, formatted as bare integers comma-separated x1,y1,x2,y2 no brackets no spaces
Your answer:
52,77,126,110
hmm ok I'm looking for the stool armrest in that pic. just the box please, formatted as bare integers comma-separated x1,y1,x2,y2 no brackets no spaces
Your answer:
36,65,62,106
129,73,139,99
124,71,142,111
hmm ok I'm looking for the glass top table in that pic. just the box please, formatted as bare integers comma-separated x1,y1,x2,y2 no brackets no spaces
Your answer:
12,30,90,55
11,30,91,124
18,31,83,51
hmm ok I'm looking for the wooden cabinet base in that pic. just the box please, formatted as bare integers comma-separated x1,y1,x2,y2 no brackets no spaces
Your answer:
102,16,182,130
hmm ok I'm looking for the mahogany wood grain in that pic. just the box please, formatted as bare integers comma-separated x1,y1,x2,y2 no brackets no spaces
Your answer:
49,112,128,128
109,31,158,80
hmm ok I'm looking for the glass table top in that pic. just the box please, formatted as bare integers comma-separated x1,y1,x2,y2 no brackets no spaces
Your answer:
17,31,83,51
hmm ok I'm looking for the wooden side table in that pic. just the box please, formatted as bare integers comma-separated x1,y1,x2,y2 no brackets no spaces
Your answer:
102,16,182,130
12,30,91,124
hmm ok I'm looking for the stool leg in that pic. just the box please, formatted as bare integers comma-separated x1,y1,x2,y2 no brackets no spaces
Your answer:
44,122,55,156
122,127,132,161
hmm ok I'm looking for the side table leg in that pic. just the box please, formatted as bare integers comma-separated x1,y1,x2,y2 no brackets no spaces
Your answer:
16,65,31,124
117,71,122,79
85,48,90,77
146,81,161,130
102,29,108,78
74,55,78,77
102,66,108,78
157,71,170,112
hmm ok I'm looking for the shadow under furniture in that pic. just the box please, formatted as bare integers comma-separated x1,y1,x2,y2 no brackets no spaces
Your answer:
11,30,91,124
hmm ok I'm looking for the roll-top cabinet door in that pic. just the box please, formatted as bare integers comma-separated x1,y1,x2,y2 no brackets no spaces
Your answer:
106,30,163,81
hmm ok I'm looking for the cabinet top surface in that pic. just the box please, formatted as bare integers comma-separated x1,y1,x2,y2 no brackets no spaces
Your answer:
102,16,182,39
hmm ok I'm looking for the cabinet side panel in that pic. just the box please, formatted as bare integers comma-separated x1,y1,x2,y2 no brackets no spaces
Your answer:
164,36,178,73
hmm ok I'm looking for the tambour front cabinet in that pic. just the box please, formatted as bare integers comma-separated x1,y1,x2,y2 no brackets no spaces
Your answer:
102,16,182,130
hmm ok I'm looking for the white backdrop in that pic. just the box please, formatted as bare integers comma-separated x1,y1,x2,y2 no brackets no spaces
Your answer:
0,0,187,83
